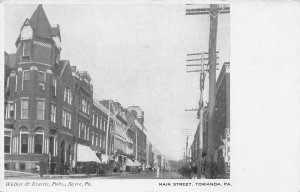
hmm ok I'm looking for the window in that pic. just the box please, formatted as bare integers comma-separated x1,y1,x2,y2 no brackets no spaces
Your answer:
38,71,45,82
81,98,88,113
21,100,29,119
15,75,18,92
62,110,72,129
100,117,102,130
20,128,29,154
92,112,95,126
22,71,30,90
66,112,71,129
103,137,106,149
5,102,14,119
49,137,54,156
38,71,45,91
64,86,72,104
34,128,44,154
51,104,56,123
23,42,31,56
6,76,10,88
80,123,86,139
91,132,94,145
96,115,98,128
95,134,98,146
4,131,12,154
51,78,57,96
62,111,66,127
100,135,102,148
37,100,45,120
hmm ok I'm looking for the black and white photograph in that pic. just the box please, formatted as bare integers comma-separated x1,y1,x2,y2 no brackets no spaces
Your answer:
1,1,300,192
3,3,229,180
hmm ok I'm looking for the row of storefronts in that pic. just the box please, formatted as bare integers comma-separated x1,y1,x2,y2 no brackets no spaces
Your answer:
4,4,150,174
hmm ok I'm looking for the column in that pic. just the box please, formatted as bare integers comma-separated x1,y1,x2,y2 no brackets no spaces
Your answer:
28,135,32,153
16,135,19,154
12,136,15,153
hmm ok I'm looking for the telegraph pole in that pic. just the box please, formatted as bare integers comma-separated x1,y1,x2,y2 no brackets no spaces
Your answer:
186,4,230,179
186,51,209,179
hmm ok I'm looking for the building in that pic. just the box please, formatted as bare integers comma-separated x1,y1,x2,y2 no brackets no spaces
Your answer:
213,62,230,176
99,100,116,157
111,101,134,169
71,67,94,170
125,108,147,166
4,4,76,172
191,62,230,178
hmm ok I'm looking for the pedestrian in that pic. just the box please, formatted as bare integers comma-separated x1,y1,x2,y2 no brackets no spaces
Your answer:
39,159,45,177
36,163,40,173
156,167,160,178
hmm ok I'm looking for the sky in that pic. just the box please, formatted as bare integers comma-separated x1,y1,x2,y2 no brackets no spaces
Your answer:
4,3,229,160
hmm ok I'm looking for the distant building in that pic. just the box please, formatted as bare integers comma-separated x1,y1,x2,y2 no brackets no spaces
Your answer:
125,108,147,165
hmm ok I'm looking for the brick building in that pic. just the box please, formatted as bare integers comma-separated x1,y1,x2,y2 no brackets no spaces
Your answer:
4,5,76,172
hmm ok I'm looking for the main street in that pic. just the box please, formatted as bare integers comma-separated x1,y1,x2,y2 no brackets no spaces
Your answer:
5,170,185,179
93,171,185,179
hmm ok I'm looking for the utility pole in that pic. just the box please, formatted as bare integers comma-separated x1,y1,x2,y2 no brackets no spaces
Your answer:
186,4,230,179
186,51,208,179
183,129,192,164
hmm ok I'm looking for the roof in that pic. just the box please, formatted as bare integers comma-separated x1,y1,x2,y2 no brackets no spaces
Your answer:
30,4,52,40
99,100,115,114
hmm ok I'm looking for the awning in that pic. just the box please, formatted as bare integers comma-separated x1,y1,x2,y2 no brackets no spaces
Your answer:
77,144,101,163
101,154,109,163
125,158,135,166
133,160,141,166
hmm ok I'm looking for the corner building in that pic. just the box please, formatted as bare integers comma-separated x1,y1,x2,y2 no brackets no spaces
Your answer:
4,5,76,172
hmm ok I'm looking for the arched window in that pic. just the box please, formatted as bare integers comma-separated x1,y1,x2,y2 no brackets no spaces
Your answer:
34,128,44,154
20,127,29,154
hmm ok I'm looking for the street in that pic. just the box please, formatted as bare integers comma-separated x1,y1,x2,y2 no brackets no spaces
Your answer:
5,170,185,179
94,171,185,179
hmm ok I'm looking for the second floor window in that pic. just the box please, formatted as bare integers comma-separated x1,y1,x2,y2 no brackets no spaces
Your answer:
22,71,30,90
37,100,45,120
38,72,45,82
5,102,15,119
21,100,29,119
51,104,56,123
64,86,72,104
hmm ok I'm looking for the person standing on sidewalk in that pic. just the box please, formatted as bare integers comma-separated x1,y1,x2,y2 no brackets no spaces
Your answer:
39,159,45,177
